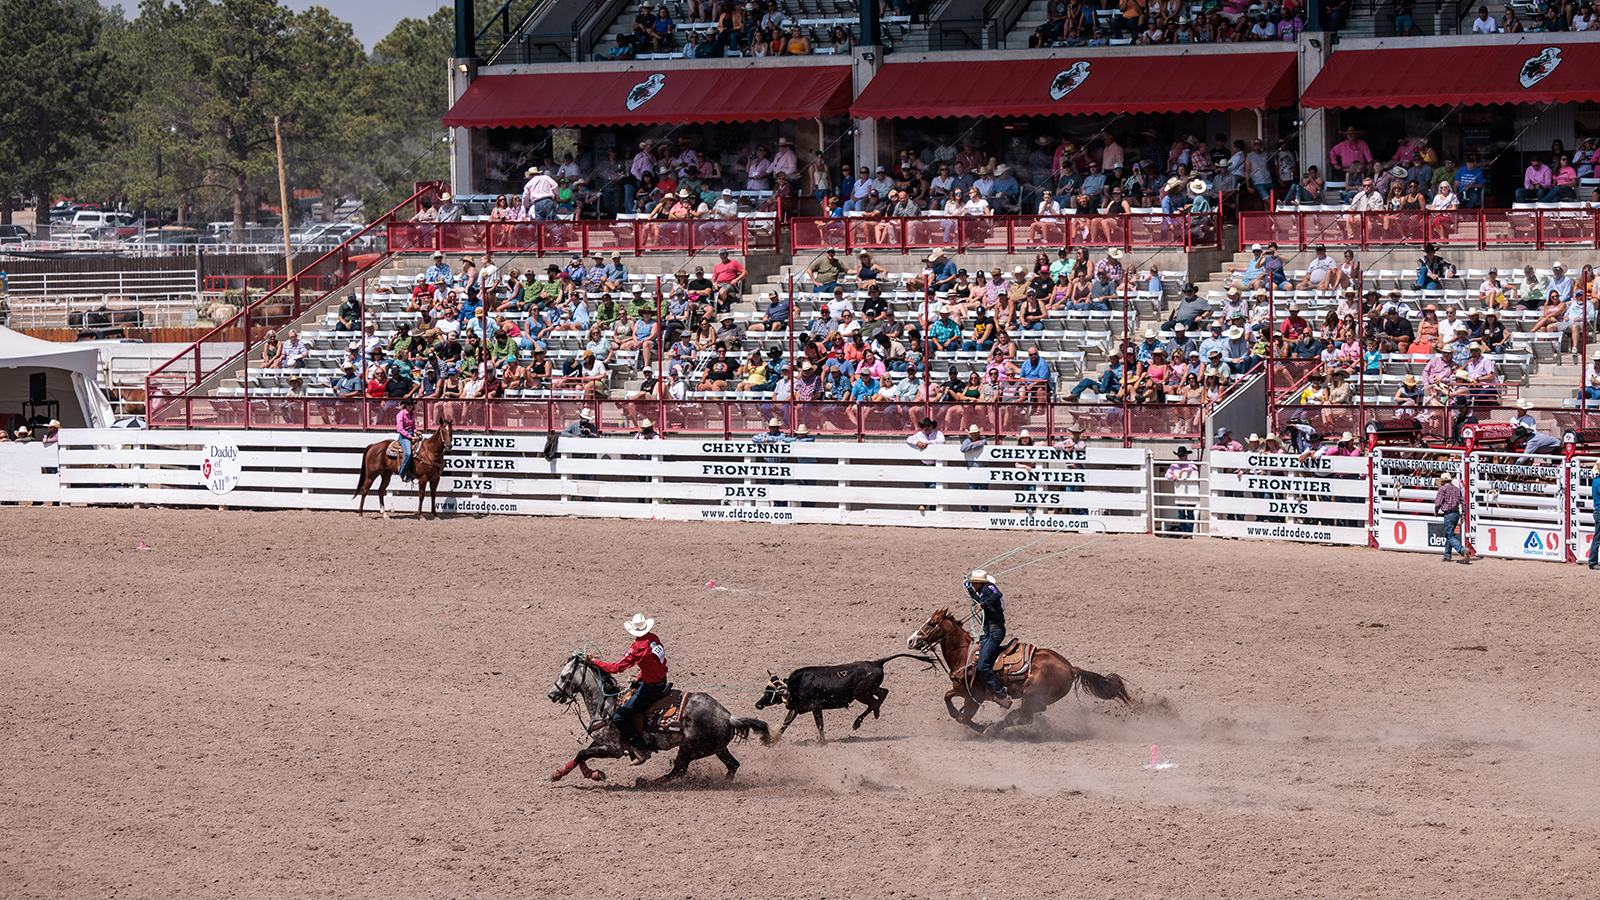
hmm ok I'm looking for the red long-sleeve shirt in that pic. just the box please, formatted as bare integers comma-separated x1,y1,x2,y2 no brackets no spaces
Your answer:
596,634,668,684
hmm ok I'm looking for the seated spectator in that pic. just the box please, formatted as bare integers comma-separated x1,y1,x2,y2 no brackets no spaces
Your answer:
1516,156,1553,202
747,291,791,332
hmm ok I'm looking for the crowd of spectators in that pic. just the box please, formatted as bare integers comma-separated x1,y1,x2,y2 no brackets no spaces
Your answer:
1326,129,1598,208
596,0,870,59
1030,0,1306,47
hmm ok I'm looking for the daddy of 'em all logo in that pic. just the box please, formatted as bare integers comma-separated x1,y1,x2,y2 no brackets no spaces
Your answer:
626,74,666,111
1050,62,1091,100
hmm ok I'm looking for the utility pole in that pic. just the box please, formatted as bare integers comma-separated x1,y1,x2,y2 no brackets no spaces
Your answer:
274,116,294,279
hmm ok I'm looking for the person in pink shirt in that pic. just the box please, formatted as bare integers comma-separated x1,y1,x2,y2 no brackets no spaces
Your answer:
1516,156,1553,202
1328,127,1374,181
1540,153,1579,202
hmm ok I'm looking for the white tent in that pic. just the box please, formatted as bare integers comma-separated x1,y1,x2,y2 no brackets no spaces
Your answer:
0,326,112,429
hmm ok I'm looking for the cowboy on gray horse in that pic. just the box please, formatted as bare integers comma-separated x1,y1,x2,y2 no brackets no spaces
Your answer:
592,613,670,765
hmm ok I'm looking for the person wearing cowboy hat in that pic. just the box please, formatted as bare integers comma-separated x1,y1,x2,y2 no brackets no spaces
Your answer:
522,163,559,220
1414,242,1456,291
963,570,1012,709
562,406,600,438
1433,472,1470,563
394,397,420,481
434,191,462,223
1329,126,1374,182
958,424,990,513
591,614,671,765
771,136,798,179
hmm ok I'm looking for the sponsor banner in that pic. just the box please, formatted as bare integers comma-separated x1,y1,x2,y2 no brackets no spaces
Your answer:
1569,456,1599,563
1206,451,1370,546
1469,451,1567,562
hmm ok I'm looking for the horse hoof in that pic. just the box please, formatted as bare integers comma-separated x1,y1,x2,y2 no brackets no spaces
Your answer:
549,770,562,781
588,770,606,782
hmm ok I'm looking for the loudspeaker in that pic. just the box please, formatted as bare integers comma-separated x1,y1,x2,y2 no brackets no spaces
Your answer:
29,372,47,405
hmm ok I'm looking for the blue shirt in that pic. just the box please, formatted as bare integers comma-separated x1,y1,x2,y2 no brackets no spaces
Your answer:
425,263,452,285
1455,165,1484,187
1019,357,1052,383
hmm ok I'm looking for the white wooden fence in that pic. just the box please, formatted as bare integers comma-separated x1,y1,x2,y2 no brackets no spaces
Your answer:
4,428,1598,563
28,429,1152,532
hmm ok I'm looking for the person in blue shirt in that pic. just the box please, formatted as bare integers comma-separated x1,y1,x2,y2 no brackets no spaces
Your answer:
601,253,630,291
1068,356,1123,402
926,248,958,293
424,252,452,296
1588,460,1600,569
1018,346,1054,402
1454,155,1486,209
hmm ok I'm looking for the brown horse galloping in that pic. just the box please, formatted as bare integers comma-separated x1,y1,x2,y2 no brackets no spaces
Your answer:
355,418,453,518
908,607,1132,734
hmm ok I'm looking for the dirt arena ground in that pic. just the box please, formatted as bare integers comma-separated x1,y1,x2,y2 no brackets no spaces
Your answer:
3,507,1598,898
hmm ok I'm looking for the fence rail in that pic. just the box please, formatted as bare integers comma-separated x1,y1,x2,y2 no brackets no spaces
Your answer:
145,396,1205,443
386,217,781,258
790,213,1221,254
1240,208,1600,252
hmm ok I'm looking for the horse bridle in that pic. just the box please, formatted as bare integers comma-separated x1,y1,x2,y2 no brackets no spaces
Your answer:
913,613,955,677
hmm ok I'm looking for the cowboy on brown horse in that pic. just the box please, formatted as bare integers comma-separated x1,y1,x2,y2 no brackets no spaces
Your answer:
966,569,1012,709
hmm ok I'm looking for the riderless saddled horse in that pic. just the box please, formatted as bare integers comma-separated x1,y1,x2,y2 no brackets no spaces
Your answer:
547,652,776,784
908,607,1132,734
355,418,453,518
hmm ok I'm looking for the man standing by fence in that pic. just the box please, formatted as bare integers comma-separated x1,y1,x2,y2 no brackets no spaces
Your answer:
1434,472,1470,564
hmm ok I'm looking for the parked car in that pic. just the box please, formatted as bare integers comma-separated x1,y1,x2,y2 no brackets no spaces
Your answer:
0,224,32,244
71,210,138,239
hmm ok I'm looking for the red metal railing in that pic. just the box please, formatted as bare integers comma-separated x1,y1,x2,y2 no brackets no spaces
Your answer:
143,184,441,418
147,397,1206,443
1271,404,1592,442
790,213,1222,254
1240,209,1600,252
386,217,781,258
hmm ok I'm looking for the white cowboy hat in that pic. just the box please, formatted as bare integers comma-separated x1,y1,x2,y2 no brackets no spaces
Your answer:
526,167,541,177
1340,432,1355,442
1225,326,1244,339
928,248,945,261
795,424,810,435
967,424,982,434
767,417,783,427
580,407,595,421
640,418,654,429
1188,178,1207,196
1106,248,1124,259
1516,398,1535,411
439,192,452,202
967,569,995,584
777,137,793,146
623,613,655,637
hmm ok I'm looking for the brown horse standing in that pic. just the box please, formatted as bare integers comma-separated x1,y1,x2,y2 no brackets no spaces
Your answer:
908,607,1132,734
355,419,453,518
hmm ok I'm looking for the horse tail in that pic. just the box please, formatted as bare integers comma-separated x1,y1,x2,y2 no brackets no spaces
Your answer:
728,716,778,745
1074,667,1133,706
871,653,937,668
353,446,371,496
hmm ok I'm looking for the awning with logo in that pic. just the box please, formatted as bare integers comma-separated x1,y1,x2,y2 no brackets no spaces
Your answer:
1301,41,1600,108
847,51,1297,120
442,66,854,128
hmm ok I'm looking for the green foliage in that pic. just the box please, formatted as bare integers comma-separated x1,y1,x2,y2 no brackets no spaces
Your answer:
0,0,131,222
17,0,465,230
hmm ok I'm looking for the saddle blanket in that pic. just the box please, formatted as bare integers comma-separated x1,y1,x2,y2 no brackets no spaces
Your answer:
958,639,1036,686
617,684,687,733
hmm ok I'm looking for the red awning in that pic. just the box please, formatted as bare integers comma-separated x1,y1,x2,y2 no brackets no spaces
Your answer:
443,66,853,128
848,51,1297,119
1301,40,1600,108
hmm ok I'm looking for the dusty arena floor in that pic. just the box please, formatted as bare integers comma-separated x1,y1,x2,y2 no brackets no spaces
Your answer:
3,508,1598,898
